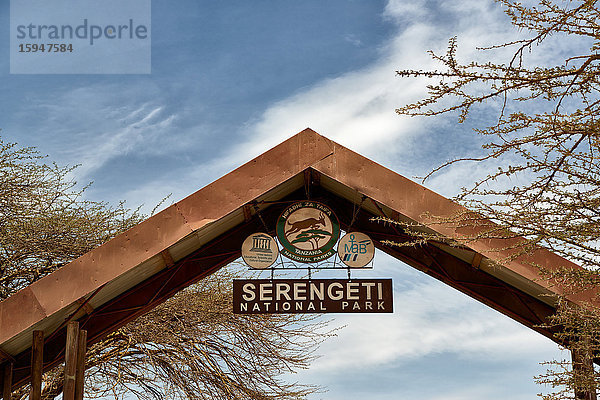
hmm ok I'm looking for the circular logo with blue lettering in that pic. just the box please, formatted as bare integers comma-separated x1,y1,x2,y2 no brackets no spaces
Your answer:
337,232,375,267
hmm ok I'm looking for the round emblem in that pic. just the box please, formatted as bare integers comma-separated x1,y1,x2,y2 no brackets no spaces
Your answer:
337,232,375,267
241,233,279,269
276,201,340,263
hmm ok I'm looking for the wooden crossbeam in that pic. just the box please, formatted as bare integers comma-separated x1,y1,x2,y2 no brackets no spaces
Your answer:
74,330,87,400
30,331,43,400
2,363,12,400
63,322,79,400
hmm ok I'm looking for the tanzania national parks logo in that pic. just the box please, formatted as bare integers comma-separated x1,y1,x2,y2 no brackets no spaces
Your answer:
276,201,340,263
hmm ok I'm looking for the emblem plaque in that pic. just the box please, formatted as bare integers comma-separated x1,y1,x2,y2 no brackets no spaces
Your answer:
241,233,279,269
276,201,340,263
337,232,375,268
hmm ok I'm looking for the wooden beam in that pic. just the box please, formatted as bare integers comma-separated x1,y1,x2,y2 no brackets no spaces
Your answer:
2,363,12,400
75,298,95,316
471,252,483,269
243,204,253,222
0,349,15,365
74,330,87,400
63,322,79,400
304,169,312,198
30,331,43,400
160,249,174,268
572,347,598,400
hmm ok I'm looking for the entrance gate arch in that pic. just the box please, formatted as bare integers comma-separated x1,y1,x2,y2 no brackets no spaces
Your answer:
0,129,594,398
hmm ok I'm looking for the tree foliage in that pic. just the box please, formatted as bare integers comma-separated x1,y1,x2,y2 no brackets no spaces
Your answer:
395,0,600,398
0,139,143,301
0,138,329,400
10,269,327,400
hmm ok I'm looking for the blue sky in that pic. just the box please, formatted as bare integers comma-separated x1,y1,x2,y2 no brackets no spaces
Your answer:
1,0,572,399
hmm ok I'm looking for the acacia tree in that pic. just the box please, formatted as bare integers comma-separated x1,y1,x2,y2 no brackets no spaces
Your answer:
395,1,600,398
0,138,329,399
0,140,143,299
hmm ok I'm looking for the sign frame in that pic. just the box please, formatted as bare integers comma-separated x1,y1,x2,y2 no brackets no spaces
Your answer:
233,278,393,314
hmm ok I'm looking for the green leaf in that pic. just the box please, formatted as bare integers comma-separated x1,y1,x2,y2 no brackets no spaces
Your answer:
291,236,313,244
304,229,331,236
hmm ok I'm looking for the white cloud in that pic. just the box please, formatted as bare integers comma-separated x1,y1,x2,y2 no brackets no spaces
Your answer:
39,0,555,214
306,276,558,374
15,84,180,179
4,1,584,399
232,25,434,163
293,253,565,400
69,105,176,178
242,2,578,395
114,0,571,216
208,0,523,186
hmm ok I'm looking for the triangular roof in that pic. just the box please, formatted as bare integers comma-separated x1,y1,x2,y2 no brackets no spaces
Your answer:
0,128,590,391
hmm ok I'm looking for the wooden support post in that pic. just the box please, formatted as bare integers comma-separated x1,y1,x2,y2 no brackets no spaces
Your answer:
572,348,598,400
2,363,13,400
63,322,79,400
74,330,87,400
30,331,44,400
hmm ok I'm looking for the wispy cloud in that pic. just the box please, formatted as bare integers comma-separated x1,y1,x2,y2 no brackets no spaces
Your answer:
10,84,185,181
307,275,558,373
73,106,174,176
112,0,527,211
294,254,564,399
207,0,521,182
